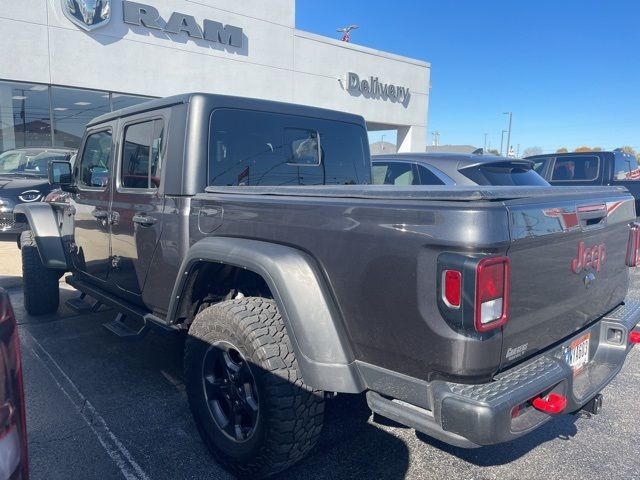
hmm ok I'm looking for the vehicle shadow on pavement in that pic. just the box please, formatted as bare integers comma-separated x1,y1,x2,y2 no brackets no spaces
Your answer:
415,413,579,466
281,393,410,479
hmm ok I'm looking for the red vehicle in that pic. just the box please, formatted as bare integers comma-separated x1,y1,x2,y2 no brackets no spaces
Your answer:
0,289,28,479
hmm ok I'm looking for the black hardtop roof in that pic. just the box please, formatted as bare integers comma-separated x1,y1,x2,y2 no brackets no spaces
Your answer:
87,92,366,128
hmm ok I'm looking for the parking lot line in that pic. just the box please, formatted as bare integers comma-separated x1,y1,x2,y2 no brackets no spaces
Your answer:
20,327,151,480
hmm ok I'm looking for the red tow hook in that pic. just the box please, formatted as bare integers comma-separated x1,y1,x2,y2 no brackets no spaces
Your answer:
630,331,640,344
532,393,567,414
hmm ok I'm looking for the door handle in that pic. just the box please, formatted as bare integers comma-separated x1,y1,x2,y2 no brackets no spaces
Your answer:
91,209,108,220
132,214,156,227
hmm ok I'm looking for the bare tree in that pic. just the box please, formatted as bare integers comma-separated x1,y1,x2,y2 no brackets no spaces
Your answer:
522,146,543,157
556,147,569,153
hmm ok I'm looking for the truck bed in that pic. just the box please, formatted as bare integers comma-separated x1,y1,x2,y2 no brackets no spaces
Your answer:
189,184,636,381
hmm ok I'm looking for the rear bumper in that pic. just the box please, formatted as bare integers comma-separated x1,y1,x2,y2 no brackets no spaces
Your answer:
367,299,640,447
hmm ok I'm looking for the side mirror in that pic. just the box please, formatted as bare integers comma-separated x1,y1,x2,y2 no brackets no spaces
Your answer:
48,161,76,192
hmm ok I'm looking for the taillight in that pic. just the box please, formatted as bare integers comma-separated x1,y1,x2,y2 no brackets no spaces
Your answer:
475,256,510,332
626,224,640,267
442,270,461,308
0,290,28,480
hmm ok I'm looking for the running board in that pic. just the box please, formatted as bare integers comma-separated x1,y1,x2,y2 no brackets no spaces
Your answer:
66,276,181,337
66,292,105,313
103,313,148,339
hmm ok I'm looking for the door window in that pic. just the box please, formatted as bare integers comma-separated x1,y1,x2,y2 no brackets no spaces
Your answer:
121,119,164,189
78,130,112,188
372,162,419,185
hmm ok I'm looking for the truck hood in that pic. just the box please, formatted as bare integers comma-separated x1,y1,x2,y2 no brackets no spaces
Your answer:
0,176,50,194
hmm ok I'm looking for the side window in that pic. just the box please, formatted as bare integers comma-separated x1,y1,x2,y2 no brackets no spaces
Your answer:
371,162,417,185
613,153,640,181
78,130,112,188
533,159,548,175
416,165,446,185
121,119,163,189
551,156,599,182
209,109,368,186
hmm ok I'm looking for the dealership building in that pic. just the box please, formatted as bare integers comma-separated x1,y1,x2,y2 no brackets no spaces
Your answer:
0,0,430,154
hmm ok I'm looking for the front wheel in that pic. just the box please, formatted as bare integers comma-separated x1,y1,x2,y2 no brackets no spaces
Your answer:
184,297,325,478
21,231,61,315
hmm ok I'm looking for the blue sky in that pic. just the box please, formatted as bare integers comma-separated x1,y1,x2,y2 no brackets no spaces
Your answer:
296,0,639,154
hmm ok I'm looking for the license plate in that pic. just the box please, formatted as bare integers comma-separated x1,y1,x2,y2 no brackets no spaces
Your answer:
564,333,591,373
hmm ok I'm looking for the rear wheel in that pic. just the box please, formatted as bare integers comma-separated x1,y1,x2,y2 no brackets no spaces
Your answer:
184,297,324,478
21,231,60,315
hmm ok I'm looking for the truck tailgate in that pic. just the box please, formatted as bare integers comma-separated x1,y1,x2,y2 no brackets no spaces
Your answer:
501,192,635,369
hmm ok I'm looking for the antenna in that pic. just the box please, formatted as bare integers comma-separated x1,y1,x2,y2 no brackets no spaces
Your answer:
337,24,359,42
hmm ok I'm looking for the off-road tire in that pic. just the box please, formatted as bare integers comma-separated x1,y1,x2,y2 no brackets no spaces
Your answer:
184,297,324,478
21,230,60,315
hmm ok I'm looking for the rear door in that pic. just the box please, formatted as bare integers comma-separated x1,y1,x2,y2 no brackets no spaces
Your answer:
70,127,114,282
501,191,635,368
109,116,165,304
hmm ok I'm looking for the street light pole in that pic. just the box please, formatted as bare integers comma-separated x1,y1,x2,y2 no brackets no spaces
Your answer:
500,130,507,156
484,133,488,152
503,112,513,157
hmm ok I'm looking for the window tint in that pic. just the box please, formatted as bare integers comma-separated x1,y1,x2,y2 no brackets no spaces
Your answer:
533,159,548,174
613,153,640,181
0,150,70,177
121,119,163,189
461,162,549,186
372,162,417,185
79,130,112,188
209,109,368,186
51,87,110,149
416,164,446,185
551,156,599,181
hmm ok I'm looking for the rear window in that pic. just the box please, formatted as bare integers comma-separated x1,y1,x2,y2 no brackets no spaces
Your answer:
460,162,549,186
208,109,369,186
551,156,599,181
613,153,640,181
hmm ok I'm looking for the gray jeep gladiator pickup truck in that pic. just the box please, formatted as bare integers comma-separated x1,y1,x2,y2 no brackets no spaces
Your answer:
15,93,640,477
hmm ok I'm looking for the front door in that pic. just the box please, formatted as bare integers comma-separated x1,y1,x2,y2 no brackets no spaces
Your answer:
70,128,114,282
109,118,165,303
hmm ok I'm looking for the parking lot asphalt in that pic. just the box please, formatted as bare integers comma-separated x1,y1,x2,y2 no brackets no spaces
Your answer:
2,237,640,480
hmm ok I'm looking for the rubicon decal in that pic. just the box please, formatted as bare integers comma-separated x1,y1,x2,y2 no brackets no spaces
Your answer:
571,241,606,274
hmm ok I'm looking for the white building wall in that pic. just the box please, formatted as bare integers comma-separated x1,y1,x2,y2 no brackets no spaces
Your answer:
0,0,430,152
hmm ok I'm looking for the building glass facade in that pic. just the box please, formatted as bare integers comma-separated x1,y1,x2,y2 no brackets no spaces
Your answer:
0,80,152,153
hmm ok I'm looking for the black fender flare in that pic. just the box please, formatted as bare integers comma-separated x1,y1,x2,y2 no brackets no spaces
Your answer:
168,237,365,393
14,203,68,270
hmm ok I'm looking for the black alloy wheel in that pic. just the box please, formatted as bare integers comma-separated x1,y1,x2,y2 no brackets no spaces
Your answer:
202,341,260,443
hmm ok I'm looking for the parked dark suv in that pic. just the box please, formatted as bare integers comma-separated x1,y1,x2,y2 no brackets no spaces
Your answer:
527,150,640,213
0,148,75,235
